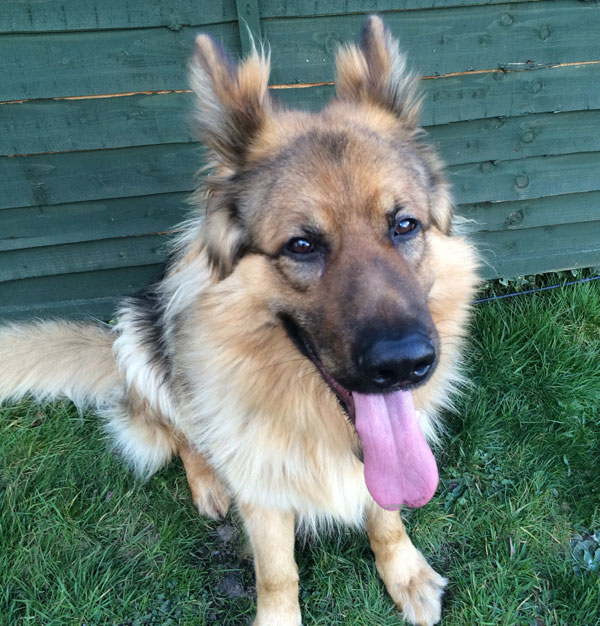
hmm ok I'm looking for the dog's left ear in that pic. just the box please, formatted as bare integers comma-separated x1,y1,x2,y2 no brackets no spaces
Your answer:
336,17,452,235
335,15,421,130
190,35,272,168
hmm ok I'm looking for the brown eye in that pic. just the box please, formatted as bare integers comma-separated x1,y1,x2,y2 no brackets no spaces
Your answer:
393,218,419,237
285,237,315,255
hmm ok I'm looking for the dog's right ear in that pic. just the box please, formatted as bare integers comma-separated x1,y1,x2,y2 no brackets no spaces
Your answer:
190,35,272,169
335,16,421,130
190,37,271,278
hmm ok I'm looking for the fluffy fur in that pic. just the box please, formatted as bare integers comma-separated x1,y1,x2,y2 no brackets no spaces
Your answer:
0,16,478,626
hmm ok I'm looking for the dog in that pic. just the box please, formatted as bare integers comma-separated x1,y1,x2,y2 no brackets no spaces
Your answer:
0,16,478,625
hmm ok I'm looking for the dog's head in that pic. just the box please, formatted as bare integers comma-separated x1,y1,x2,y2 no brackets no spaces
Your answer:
190,16,471,509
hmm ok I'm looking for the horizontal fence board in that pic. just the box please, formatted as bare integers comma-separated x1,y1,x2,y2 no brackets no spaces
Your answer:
0,93,196,156
0,234,169,281
4,190,598,279
427,110,600,167
475,219,600,257
272,62,600,125
3,0,237,33
2,0,545,32
471,221,600,259
3,142,599,210
259,0,543,19
0,297,119,321
2,188,596,262
0,144,203,210
450,151,600,205
475,221,600,279
3,191,598,282
479,245,600,280
3,2,598,101
2,226,598,319
457,191,600,233
265,2,600,85
0,193,189,252
0,23,239,101
0,265,162,309
5,89,600,163
2,62,598,148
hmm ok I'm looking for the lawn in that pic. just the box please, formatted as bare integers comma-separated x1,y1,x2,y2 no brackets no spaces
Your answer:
1,276,599,625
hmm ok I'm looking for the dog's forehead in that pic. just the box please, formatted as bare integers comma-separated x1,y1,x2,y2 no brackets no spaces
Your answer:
249,119,431,224
240,127,433,253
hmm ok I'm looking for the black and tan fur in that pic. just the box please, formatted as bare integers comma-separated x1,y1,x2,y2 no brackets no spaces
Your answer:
0,17,478,625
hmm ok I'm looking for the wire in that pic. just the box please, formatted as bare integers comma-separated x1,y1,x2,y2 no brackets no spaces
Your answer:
473,275,600,304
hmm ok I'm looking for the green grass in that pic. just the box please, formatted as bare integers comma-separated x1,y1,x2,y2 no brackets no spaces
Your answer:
1,277,599,625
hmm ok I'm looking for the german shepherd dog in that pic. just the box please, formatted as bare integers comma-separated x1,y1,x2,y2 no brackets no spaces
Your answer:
0,16,478,625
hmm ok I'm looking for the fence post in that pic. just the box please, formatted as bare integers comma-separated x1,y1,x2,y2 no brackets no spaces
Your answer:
236,0,262,56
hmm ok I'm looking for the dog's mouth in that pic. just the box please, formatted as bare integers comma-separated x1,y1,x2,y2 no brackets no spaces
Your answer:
279,314,439,510
279,314,356,421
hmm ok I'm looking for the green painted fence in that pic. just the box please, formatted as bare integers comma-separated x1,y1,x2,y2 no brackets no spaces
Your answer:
1,0,599,320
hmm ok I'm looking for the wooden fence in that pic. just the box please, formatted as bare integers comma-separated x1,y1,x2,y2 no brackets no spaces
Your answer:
1,0,599,319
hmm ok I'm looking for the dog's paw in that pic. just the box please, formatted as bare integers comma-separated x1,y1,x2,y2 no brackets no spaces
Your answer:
253,611,301,626
386,550,447,626
188,472,231,520
375,543,446,626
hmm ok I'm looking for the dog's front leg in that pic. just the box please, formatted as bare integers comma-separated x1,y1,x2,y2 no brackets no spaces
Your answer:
366,504,447,626
178,441,230,520
240,502,301,626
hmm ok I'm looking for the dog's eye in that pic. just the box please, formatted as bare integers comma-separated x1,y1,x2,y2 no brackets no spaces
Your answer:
393,217,420,237
285,237,315,255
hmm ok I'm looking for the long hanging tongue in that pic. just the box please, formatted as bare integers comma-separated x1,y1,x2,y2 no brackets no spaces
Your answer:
353,390,438,510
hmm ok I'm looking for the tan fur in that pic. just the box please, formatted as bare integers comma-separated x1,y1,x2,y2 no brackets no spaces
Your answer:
0,321,118,406
366,503,447,625
0,16,479,626
241,503,300,625
179,441,230,520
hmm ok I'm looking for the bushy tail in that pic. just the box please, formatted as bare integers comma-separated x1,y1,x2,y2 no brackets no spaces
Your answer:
0,320,120,407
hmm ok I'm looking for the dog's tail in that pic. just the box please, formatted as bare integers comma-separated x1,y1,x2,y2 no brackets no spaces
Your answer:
0,320,120,408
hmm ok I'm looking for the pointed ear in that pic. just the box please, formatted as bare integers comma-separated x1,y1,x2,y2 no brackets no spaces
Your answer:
335,15,421,129
189,35,271,168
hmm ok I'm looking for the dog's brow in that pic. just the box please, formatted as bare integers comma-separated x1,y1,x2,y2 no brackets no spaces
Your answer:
301,224,326,239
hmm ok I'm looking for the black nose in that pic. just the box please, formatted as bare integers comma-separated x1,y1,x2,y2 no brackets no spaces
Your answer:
359,332,436,390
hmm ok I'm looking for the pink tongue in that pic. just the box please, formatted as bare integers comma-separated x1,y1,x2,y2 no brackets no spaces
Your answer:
353,391,438,510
